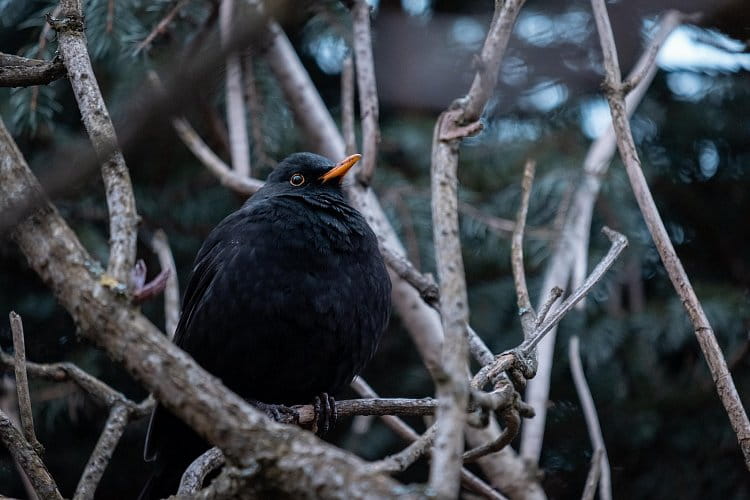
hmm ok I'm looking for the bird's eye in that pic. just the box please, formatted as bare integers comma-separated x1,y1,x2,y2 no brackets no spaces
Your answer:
290,173,305,186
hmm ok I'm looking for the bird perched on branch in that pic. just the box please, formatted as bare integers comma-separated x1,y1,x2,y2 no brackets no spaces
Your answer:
140,152,391,498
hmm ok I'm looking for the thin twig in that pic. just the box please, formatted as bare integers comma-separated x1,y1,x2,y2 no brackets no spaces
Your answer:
73,403,129,500
341,54,357,155
9,312,42,456
379,242,439,307
581,448,604,500
179,447,225,494
0,377,39,500
569,336,611,500
591,0,750,469
135,0,190,54
352,0,380,186
521,227,627,354
463,408,520,463
220,0,251,177
367,424,438,474
0,351,150,417
0,53,66,87
150,230,180,338
0,408,62,500
511,160,537,339
173,117,264,195
534,286,563,328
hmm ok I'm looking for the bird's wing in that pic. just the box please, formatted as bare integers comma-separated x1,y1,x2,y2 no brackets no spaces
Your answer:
143,215,239,461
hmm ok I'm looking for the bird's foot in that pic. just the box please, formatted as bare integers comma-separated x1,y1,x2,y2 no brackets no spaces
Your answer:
311,393,337,436
248,399,299,425
131,259,171,304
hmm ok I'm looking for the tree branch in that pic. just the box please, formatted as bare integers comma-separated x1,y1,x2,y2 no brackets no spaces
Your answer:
0,409,62,500
220,0,251,177
351,0,380,186
590,0,750,469
511,160,537,339
569,336,611,500
8,312,43,456
520,10,688,462
0,53,66,87
341,55,357,155
52,0,139,287
149,229,180,338
179,447,226,494
73,402,129,500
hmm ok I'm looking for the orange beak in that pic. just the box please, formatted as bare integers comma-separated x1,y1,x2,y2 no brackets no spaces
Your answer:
319,154,361,183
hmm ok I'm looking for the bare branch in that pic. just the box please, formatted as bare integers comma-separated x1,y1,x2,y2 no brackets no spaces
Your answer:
521,227,627,354
220,0,251,177
0,53,66,87
521,9,690,464
379,242,439,307
429,109,471,499
73,403,129,500
569,336,611,500
0,351,149,416
590,0,750,468
367,424,437,474
0,408,62,500
341,55,357,155
535,286,563,329
9,312,42,456
172,117,264,195
466,324,495,367
511,160,537,339
179,447,225,494
581,448,604,500
149,229,180,338
52,0,139,286
463,0,527,122
135,0,190,54
0,377,39,500
352,0,380,186
463,408,520,463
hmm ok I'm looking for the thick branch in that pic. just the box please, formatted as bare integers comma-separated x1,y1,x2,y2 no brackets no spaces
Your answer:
0,409,62,500
590,0,750,468
0,53,66,87
53,0,139,286
179,447,226,494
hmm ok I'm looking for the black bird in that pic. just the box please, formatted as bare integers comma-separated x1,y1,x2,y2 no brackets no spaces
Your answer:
140,152,391,498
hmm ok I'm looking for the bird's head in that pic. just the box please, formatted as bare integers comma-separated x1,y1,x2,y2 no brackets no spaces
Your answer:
262,152,361,200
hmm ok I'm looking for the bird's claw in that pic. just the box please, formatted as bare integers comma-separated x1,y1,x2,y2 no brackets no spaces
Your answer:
248,399,298,425
311,393,337,436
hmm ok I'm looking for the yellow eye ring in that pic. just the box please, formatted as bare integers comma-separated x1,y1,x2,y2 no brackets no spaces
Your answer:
290,173,305,186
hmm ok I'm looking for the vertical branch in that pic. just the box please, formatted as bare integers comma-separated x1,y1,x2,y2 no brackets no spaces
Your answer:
429,112,471,499
511,160,537,339
569,336,611,500
590,0,750,469
53,0,139,286
341,54,357,155
351,0,380,185
73,403,129,500
243,55,271,169
150,230,180,339
9,312,42,456
220,0,251,177
521,10,691,463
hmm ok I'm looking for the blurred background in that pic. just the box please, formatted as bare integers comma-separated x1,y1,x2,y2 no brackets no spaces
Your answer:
0,0,749,498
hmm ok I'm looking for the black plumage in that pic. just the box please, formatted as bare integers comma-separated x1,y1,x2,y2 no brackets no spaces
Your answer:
140,152,391,498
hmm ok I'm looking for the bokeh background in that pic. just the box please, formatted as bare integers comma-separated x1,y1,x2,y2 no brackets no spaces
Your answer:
1,0,749,498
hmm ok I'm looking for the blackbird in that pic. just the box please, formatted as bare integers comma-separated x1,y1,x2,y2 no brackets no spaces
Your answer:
140,152,391,498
